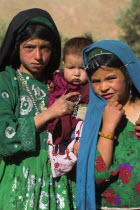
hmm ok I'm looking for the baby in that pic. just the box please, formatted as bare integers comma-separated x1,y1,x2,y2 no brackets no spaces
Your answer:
47,34,93,177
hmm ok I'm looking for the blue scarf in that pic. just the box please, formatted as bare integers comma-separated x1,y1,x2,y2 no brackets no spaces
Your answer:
76,40,140,209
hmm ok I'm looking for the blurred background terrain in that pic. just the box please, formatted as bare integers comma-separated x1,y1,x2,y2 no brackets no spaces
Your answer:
0,0,128,39
0,0,140,57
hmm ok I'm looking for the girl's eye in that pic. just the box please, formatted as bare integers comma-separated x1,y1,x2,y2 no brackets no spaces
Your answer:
41,45,52,51
26,46,32,48
24,46,34,52
108,76,116,80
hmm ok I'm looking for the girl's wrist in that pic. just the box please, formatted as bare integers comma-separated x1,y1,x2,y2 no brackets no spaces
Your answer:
98,131,117,141
101,127,115,136
102,121,117,132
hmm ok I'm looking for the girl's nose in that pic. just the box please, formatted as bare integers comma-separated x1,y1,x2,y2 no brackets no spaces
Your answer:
100,82,110,92
34,48,42,60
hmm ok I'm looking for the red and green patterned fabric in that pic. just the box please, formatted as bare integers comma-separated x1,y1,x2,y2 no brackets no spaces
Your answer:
95,118,140,208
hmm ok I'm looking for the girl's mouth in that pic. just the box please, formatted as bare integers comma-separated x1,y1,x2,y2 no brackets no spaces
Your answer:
102,93,114,99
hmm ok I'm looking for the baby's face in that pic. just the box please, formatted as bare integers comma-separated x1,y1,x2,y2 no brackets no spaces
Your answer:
63,54,88,85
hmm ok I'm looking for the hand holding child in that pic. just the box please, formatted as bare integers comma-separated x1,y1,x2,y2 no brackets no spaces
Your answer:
48,91,80,119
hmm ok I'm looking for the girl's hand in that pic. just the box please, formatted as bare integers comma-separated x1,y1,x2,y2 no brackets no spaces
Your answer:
98,101,124,168
34,92,79,130
135,117,140,137
47,92,80,119
102,101,125,133
73,142,80,157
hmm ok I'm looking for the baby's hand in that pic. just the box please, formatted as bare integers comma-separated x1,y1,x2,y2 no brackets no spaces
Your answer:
73,141,80,157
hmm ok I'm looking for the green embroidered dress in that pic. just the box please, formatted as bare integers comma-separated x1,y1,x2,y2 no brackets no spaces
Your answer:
95,117,140,209
0,67,76,210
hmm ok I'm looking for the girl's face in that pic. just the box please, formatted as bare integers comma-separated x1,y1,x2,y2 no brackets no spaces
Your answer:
63,54,88,85
19,38,52,78
90,66,129,103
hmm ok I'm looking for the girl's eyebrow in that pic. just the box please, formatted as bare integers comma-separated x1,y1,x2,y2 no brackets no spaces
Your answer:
22,43,35,46
91,74,117,81
106,74,117,78
91,78,100,82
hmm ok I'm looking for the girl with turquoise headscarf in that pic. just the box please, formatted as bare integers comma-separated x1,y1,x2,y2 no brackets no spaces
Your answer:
0,8,79,209
76,40,140,209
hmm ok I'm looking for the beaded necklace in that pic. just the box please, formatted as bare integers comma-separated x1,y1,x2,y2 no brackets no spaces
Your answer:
17,69,81,117
17,69,40,115
72,94,81,117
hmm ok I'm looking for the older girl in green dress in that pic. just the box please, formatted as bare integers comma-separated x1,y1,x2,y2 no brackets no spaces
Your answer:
0,8,79,210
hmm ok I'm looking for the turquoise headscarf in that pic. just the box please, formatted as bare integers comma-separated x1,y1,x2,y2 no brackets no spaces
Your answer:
76,40,140,210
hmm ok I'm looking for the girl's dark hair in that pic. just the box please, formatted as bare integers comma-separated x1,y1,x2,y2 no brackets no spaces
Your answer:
86,53,140,102
9,24,59,80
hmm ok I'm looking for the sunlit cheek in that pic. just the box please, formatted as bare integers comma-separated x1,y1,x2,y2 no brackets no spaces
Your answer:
20,53,29,63
82,77,88,83
67,72,73,78
113,81,125,91
43,55,51,65
81,72,87,79
68,69,74,76
63,71,68,80
92,84,99,94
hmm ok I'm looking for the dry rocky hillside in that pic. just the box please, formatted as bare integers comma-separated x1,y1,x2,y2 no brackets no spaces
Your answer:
0,0,128,40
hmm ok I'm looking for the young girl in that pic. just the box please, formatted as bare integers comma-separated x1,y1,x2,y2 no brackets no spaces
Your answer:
46,35,93,177
76,40,140,209
0,8,79,209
